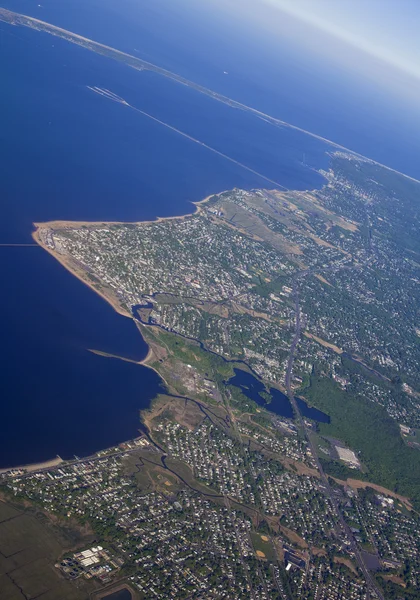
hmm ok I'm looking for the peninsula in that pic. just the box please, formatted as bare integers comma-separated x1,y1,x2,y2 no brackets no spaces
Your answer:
5,151,420,599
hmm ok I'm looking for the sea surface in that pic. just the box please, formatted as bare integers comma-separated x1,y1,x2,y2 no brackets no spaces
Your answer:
0,0,418,467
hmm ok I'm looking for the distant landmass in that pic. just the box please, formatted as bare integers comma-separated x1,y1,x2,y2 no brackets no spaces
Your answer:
1,6,420,598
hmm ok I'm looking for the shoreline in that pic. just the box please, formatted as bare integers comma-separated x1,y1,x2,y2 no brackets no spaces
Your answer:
31,191,222,232
0,456,63,475
0,432,148,477
24,192,219,474
31,190,224,355
31,191,222,322
31,227,132,318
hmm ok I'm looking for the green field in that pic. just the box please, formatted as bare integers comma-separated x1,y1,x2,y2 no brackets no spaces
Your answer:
0,498,95,600
250,531,276,561
142,324,236,381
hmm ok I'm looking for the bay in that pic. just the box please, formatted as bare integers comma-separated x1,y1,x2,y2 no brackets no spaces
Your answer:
0,0,415,467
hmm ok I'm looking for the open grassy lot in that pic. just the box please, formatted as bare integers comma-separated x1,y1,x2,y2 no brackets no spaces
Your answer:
0,498,95,600
141,324,236,383
123,451,183,495
250,531,276,561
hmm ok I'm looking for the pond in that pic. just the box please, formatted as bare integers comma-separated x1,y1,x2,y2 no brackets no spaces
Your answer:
101,589,132,600
227,369,329,423
296,397,330,424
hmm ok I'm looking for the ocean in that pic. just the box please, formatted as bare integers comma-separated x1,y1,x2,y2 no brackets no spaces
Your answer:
0,0,419,467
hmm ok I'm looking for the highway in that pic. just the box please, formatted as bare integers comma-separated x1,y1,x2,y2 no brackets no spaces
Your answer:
284,264,384,600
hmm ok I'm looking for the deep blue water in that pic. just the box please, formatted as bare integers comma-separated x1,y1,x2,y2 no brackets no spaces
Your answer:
102,590,132,600
228,369,329,423
0,0,413,466
228,369,293,419
2,0,420,178
296,398,330,424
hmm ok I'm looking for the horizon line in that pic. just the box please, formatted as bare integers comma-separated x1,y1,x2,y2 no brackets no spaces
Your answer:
1,7,419,187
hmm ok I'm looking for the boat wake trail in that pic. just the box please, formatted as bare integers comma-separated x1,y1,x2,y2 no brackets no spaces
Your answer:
0,7,346,154
86,86,128,105
86,86,288,190
4,7,416,185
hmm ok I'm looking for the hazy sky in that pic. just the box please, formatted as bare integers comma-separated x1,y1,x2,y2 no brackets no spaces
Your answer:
261,0,420,80
197,0,420,104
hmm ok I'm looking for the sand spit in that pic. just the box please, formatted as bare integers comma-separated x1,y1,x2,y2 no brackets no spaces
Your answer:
87,349,144,365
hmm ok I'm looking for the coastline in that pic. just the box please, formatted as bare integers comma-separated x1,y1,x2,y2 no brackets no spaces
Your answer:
31,226,132,318
28,191,219,470
31,191,221,232
31,190,222,353
0,456,63,475
30,192,221,322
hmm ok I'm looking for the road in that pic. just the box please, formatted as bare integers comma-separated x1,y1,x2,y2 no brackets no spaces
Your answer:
284,264,385,600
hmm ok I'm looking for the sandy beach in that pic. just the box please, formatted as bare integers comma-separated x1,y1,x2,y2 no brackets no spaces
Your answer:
30,192,221,397
31,227,132,318
0,456,63,475
31,191,224,321
31,190,222,233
